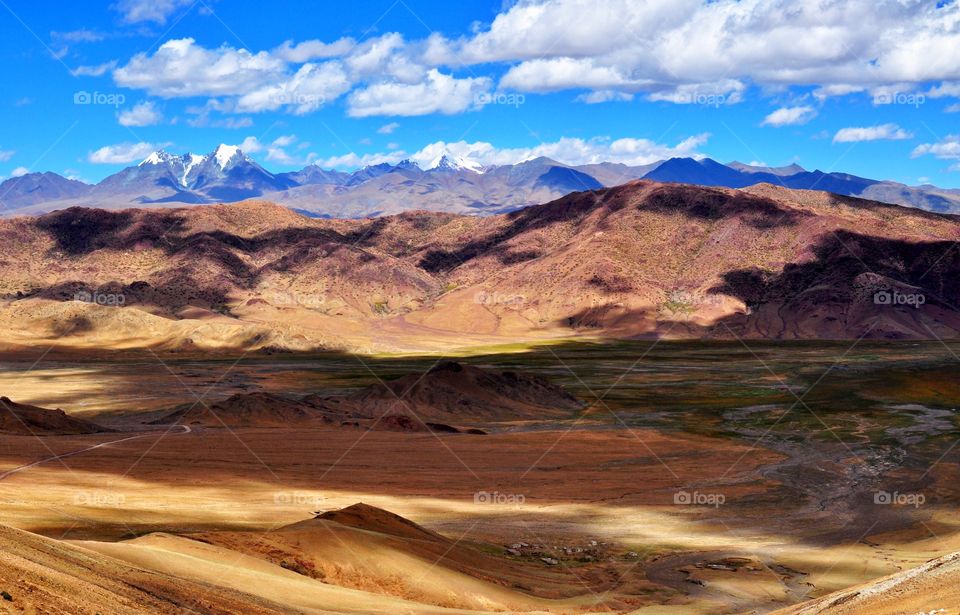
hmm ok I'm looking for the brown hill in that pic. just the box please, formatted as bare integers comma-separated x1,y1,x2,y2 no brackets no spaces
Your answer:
175,503,626,611
150,362,576,429
150,392,328,428
313,502,446,541
342,360,583,422
0,396,108,435
2,181,960,353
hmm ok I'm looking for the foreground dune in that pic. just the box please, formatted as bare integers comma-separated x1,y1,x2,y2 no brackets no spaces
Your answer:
0,523,288,614
74,503,597,614
773,550,960,614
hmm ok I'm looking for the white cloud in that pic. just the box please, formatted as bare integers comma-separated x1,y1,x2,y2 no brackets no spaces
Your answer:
927,82,960,99
0,150,14,163
500,57,647,93
377,122,400,134
114,38,287,97
10,167,29,178
271,134,297,148
239,135,314,166
762,106,817,127
317,133,709,169
912,135,960,161
107,0,960,120
813,84,865,101
118,100,163,126
239,136,264,153
348,70,490,117
272,38,355,62
458,0,960,98
70,61,117,77
833,123,913,143
947,103,960,113
317,151,407,169
87,141,159,164
647,80,745,105
113,0,194,24
235,62,351,114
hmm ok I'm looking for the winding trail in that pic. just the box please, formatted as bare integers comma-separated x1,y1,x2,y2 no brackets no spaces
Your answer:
0,425,192,481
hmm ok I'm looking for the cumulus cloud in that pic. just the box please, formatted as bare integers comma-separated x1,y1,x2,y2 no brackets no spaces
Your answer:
317,151,406,169
238,135,314,166
459,0,960,97
0,150,14,163
272,38,355,62
762,106,817,127
500,57,648,93
114,39,286,98
10,166,29,178
87,141,159,164
648,80,745,105
235,62,351,114
912,135,960,162
106,0,960,119
347,70,491,117
317,133,709,169
833,123,913,143
118,101,163,126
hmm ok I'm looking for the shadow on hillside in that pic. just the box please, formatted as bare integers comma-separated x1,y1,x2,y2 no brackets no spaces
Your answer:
561,228,960,340
417,182,806,272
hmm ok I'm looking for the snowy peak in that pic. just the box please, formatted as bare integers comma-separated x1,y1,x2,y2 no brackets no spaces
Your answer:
426,152,484,174
136,146,256,187
138,150,174,166
213,144,243,170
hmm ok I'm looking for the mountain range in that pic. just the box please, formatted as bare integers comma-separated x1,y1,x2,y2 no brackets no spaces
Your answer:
2,144,959,217
1,180,959,355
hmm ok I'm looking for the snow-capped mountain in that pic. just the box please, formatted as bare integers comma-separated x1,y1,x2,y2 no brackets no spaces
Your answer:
2,144,959,217
425,152,484,173
85,145,296,205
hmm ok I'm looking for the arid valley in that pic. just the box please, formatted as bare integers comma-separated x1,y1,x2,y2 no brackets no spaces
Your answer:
6,0,960,612
2,335,960,613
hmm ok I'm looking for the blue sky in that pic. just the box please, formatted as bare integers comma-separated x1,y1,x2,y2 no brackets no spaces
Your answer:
2,0,960,186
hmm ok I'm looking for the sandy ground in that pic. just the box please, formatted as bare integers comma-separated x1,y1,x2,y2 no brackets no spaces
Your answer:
0,423,957,613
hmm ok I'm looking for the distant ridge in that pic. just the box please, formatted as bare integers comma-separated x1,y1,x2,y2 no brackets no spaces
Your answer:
3,147,958,217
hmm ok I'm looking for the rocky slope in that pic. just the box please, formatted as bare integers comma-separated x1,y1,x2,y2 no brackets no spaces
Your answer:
0,180,959,354
773,550,960,614
0,396,108,434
